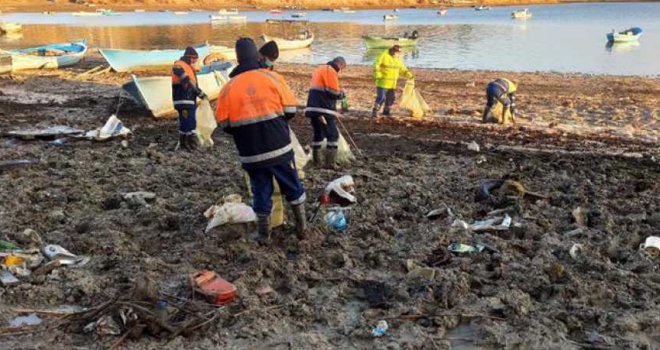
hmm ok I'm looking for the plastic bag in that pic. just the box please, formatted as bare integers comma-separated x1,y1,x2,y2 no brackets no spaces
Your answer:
399,80,431,118
321,132,355,166
204,195,256,233
488,100,513,124
290,129,311,179
196,99,217,147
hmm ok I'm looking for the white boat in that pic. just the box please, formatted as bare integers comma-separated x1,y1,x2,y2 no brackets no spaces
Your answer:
438,9,448,16
217,9,239,15
99,44,211,72
134,9,146,13
72,11,102,16
173,11,189,15
511,9,532,19
122,65,231,118
0,22,22,34
291,12,306,18
228,15,247,22
475,5,491,11
208,45,236,61
210,15,228,22
340,7,355,13
5,40,88,72
260,32,314,50
383,14,398,21
270,9,283,14
607,27,643,43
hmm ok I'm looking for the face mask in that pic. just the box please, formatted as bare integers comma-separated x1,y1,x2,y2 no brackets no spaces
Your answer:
262,59,274,69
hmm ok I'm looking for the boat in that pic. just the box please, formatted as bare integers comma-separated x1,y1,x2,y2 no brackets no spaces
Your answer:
101,9,121,16
270,9,283,14
340,7,356,13
228,15,247,22
43,11,56,15
217,9,239,14
393,8,399,12
207,45,236,61
172,11,189,15
475,5,491,11
99,44,211,72
0,22,22,34
210,15,228,22
607,27,643,43
363,35,418,49
72,11,101,16
383,15,398,21
291,12,306,18
438,9,448,16
122,63,232,118
260,32,314,50
134,9,146,12
5,40,88,72
511,9,532,19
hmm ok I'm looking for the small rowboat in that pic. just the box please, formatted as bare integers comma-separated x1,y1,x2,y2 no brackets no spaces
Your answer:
5,40,88,72
437,9,448,16
383,14,398,21
99,44,211,72
511,9,532,19
475,5,491,11
261,32,314,50
607,27,643,43
363,35,417,49
72,11,101,16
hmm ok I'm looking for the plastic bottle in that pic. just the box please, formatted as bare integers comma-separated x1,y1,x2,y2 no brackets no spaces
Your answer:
325,209,347,232
341,96,349,112
371,320,388,337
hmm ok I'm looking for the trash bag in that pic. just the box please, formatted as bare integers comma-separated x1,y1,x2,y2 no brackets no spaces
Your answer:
399,80,431,118
196,99,217,147
290,129,311,179
320,132,355,166
204,195,256,233
487,100,513,125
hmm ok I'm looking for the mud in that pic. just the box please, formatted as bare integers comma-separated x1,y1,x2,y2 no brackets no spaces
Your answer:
0,52,659,349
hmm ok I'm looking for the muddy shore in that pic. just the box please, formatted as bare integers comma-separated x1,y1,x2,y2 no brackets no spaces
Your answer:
0,52,659,349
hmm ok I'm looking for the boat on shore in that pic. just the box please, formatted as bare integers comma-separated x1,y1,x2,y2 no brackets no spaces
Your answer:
99,44,211,72
438,9,448,16
607,27,643,43
210,15,228,22
363,35,418,49
261,32,314,50
72,11,101,17
512,9,532,19
383,14,398,21
217,9,239,15
4,40,87,72
122,63,232,118
0,22,22,34
475,5,491,11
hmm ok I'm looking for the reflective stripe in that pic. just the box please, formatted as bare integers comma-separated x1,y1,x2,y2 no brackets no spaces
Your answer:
229,113,281,127
304,107,338,116
289,192,306,206
311,141,324,146
174,100,196,106
239,144,293,164
284,106,297,114
327,141,339,146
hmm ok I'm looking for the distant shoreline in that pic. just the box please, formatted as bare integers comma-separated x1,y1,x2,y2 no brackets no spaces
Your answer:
1,0,657,14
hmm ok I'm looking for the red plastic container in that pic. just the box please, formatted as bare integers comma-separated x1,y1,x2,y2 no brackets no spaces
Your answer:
191,270,237,305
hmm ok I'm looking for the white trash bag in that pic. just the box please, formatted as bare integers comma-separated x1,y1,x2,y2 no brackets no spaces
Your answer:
196,99,217,147
204,194,256,233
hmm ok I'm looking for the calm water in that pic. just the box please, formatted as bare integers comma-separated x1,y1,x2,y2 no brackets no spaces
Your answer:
1,3,659,75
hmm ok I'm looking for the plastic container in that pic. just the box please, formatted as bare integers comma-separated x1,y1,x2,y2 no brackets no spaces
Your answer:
191,270,237,305
325,209,347,232
341,97,349,112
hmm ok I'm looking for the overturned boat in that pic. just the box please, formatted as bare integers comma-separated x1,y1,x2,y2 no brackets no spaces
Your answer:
4,40,87,72
122,62,233,118
99,44,211,72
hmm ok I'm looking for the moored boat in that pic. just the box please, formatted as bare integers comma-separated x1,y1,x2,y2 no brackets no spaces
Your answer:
607,27,643,43
511,9,532,19
260,32,314,50
363,32,418,49
475,5,491,11
210,15,228,22
383,14,398,21
99,44,211,72
270,9,283,14
172,11,189,15
438,9,448,16
5,40,87,72
291,12,306,18
217,9,239,15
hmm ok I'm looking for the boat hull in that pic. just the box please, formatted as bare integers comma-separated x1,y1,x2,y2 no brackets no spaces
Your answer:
607,28,643,43
8,40,87,72
99,44,211,72
363,36,417,49
261,33,314,50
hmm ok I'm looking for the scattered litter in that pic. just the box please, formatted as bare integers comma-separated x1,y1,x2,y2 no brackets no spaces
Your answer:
191,270,237,305
9,313,43,328
569,243,584,259
5,125,83,140
325,209,348,232
471,214,513,232
79,115,131,141
0,270,20,286
426,206,453,220
43,244,89,266
49,138,67,146
451,219,469,230
467,141,480,152
371,320,389,337
255,284,274,296
92,315,121,336
120,139,129,148
204,194,256,233
3,255,24,267
323,175,356,206
448,243,498,255
123,191,156,207
0,159,37,172
572,207,587,226
639,236,660,258
0,239,20,250
476,179,546,202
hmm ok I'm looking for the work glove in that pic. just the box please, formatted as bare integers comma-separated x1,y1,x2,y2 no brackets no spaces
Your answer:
199,91,208,100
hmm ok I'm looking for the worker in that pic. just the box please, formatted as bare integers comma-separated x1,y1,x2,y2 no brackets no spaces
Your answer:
482,78,517,124
216,38,307,243
372,45,413,117
172,46,207,151
258,40,279,70
305,57,347,168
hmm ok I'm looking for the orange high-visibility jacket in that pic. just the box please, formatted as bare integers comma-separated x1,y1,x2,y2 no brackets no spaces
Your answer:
172,60,200,107
216,68,297,169
304,62,343,117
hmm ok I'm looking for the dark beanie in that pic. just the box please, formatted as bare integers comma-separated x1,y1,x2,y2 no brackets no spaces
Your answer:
184,46,199,59
259,41,279,61
235,38,259,64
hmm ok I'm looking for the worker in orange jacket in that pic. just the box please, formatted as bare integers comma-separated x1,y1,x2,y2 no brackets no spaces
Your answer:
304,57,347,168
216,38,307,243
172,46,207,151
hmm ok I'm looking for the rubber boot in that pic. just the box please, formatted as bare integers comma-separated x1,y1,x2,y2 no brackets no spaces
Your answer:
177,134,187,151
371,103,382,118
292,204,307,240
325,148,338,170
186,134,199,151
256,214,271,245
383,105,392,117
312,147,323,167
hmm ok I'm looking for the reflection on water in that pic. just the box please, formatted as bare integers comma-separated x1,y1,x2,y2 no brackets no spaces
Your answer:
605,41,641,55
0,3,659,75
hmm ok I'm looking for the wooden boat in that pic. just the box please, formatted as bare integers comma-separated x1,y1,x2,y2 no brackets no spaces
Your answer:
475,5,491,11
0,22,22,34
217,9,239,15
260,32,314,50
72,11,101,16
122,64,232,118
228,15,247,22
5,40,88,72
99,44,211,72
172,11,189,15
437,9,448,16
383,15,398,21
607,27,643,43
511,9,532,19
363,35,417,49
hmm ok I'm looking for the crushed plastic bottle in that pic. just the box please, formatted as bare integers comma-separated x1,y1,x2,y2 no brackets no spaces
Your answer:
371,320,388,337
325,209,347,232
341,96,349,112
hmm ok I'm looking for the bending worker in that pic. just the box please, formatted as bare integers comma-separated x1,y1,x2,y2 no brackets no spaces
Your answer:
372,45,413,117
216,38,307,243
482,78,517,124
305,57,347,168
172,46,207,151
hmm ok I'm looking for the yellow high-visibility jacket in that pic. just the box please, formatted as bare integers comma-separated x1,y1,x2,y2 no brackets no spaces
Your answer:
373,50,413,89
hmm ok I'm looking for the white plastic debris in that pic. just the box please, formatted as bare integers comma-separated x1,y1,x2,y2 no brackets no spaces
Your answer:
372,320,389,337
467,141,480,152
204,195,256,233
325,175,356,205
80,115,131,141
471,214,512,231
569,243,584,259
451,219,470,230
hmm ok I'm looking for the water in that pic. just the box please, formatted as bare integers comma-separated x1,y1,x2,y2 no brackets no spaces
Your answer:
1,3,659,75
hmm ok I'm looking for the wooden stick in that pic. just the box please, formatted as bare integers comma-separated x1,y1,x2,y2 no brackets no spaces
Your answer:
108,325,137,350
335,113,362,155
77,65,103,77
12,308,80,316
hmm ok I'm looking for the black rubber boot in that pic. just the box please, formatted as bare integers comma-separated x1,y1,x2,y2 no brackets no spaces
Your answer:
186,134,199,151
312,147,323,167
292,204,307,240
256,214,271,245
325,148,339,170
177,134,187,151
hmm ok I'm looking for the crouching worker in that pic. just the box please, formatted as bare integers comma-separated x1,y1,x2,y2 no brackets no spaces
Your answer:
172,46,207,151
304,56,347,169
482,78,517,124
216,38,307,243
